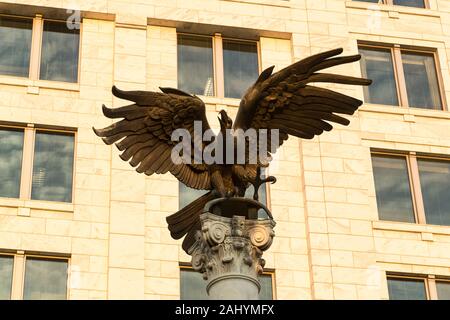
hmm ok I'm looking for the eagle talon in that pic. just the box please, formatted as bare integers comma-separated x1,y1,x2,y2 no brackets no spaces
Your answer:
262,176,277,185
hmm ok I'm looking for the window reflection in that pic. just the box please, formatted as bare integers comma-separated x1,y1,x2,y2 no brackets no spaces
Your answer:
40,21,80,83
393,0,425,8
177,35,214,96
387,277,427,300
31,132,74,203
23,258,68,300
353,0,380,3
0,256,13,300
436,281,450,300
0,128,24,198
223,40,259,99
359,47,399,106
180,268,273,300
179,183,208,209
0,16,32,77
418,159,450,226
402,52,442,109
371,155,415,223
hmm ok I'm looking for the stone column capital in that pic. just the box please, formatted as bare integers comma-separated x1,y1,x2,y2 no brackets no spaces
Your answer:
188,213,275,299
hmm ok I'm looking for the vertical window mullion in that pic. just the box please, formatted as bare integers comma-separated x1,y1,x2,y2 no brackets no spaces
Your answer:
392,46,409,107
432,51,447,111
427,276,439,300
19,126,35,200
386,0,394,5
256,39,262,74
10,252,25,300
408,153,427,224
29,15,43,81
214,33,225,98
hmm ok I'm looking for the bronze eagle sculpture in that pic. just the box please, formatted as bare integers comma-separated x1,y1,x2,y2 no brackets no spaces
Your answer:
93,48,371,252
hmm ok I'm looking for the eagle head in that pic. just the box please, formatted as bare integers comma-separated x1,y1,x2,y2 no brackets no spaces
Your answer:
218,109,233,132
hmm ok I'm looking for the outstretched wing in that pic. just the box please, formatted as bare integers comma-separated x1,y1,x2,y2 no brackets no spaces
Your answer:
93,86,212,190
233,48,372,164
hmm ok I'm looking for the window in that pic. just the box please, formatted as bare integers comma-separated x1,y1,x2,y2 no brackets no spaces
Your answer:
177,35,214,96
223,40,259,99
40,20,80,83
436,281,450,300
371,155,415,223
31,132,75,202
24,258,68,300
0,16,33,77
0,14,80,83
371,152,450,226
177,34,259,99
387,277,427,300
393,0,425,7
417,159,450,226
353,0,426,8
0,255,14,300
0,128,24,198
180,267,274,300
359,48,399,106
179,183,208,209
0,251,68,300
0,125,75,203
359,44,444,110
387,275,450,300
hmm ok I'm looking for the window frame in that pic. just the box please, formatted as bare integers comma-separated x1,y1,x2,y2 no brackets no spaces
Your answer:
354,0,430,8
0,13,82,84
0,123,77,204
179,263,276,299
386,273,450,300
0,250,70,300
0,252,15,300
359,42,446,111
371,150,450,225
435,278,450,300
177,32,261,99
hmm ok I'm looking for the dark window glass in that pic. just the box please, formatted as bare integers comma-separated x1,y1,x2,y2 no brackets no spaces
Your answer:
418,159,450,226
387,277,427,300
436,281,450,300
0,16,32,77
0,128,24,198
179,182,208,209
393,0,425,8
180,268,273,300
371,155,415,223
40,21,80,83
31,132,74,202
258,272,274,300
23,258,68,300
359,47,399,106
244,169,269,219
402,52,442,110
177,35,214,96
223,40,259,99
0,256,13,300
